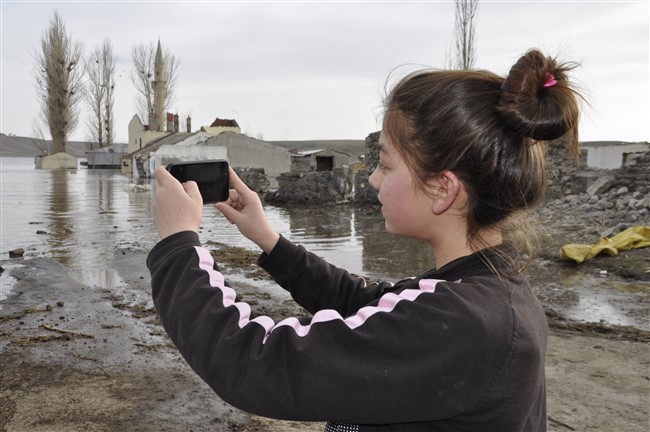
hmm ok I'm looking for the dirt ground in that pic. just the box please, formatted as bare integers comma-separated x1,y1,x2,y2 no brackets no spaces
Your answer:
1,238,649,432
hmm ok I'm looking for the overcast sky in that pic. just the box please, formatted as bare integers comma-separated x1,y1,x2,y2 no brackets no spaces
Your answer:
1,1,648,144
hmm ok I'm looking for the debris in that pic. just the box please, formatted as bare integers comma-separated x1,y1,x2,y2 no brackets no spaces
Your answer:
9,248,24,258
39,323,94,339
560,226,650,264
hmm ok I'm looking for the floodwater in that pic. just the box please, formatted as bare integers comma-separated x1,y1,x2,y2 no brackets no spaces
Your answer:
1,157,648,330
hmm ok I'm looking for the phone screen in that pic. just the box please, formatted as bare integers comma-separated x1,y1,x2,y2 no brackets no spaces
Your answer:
166,160,229,203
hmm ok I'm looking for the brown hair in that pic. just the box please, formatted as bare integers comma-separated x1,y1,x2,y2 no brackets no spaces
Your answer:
383,49,582,258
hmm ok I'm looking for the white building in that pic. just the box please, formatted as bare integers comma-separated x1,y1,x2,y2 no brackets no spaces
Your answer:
126,114,171,157
582,141,649,169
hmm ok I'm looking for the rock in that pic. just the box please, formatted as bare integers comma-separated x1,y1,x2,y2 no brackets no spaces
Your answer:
639,197,650,209
573,171,600,193
9,248,24,258
587,177,614,196
615,186,629,196
600,223,631,238
598,199,615,210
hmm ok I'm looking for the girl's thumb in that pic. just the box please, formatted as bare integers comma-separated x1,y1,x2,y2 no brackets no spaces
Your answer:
183,181,203,205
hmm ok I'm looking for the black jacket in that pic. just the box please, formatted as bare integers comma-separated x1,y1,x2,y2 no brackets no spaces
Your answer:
148,231,548,431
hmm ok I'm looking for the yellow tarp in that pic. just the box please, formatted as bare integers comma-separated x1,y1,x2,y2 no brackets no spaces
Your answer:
560,226,650,264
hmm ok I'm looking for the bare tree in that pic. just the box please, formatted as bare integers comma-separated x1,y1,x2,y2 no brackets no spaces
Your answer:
84,38,115,148
30,117,50,155
451,0,479,70
130,41,180,124
33,10,84,154
102,41,115,147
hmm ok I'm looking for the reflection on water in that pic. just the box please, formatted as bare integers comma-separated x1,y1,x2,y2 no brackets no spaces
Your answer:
1,157,648,330
48,170,72,266
280,204,433,280
1,158,429,287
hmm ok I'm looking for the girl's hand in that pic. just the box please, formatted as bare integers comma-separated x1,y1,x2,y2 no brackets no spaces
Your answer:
153,166,203,240
214,167,280,254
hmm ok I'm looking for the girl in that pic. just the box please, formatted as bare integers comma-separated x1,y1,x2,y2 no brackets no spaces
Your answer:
148,48,581,431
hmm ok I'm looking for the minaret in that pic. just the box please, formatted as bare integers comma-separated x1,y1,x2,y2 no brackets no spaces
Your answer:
152,39,167,132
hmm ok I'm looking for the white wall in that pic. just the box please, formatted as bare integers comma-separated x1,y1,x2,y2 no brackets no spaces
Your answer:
127,114,169,155
586,143,649,169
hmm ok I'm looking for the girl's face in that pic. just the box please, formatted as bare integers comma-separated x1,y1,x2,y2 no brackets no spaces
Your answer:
369,131,434,241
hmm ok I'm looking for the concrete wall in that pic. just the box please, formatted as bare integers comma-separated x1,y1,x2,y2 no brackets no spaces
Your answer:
584,142,649,169
34,152,79,169
205,132,291,188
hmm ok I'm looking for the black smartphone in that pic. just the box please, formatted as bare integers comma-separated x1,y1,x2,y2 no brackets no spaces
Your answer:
166,160,229,203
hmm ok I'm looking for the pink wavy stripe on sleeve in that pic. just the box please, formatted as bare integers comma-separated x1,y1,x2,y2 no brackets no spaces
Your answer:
195,246,276,333
194,246,447,344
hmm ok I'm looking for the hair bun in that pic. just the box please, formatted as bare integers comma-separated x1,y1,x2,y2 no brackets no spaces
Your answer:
498,49,580,142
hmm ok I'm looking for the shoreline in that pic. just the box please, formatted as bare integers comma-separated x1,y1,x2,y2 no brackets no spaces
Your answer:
1,251,649,431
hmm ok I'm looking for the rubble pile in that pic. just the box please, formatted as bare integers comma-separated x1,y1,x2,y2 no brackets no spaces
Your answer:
353,135,650,235
539,141,650,236
235,167,270,194
352,132,381,204
265,170,350,204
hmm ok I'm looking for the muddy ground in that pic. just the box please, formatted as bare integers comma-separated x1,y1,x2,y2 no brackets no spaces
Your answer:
1,225,649,432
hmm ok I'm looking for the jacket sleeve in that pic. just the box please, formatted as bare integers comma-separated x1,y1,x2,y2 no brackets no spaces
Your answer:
147,231,508,424
257,235,395,316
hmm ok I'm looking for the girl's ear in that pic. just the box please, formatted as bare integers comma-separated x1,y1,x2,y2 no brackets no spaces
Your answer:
426,170,462,215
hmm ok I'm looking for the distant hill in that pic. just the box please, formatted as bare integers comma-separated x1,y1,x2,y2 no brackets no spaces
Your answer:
0,134,99,158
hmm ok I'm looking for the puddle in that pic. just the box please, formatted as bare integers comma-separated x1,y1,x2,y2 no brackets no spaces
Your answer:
70,268,123,290
536,269,650,330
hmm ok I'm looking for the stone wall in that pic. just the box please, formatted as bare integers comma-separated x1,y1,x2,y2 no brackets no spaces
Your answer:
34,152,79,169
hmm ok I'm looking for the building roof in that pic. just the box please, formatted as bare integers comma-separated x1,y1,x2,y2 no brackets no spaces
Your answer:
125,132,193,158
581,140,649,148
270,139,365,159
209,118,239,128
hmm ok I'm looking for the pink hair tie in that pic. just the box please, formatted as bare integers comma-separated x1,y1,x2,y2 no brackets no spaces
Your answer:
543,71,557,88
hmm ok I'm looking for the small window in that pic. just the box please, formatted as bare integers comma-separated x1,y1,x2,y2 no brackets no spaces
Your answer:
316,156,334,172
